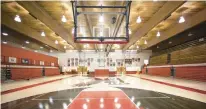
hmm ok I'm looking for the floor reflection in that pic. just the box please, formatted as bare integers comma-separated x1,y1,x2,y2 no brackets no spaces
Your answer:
1,78,206,109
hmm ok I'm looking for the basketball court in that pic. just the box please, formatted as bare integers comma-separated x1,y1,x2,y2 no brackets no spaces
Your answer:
1,0,206,109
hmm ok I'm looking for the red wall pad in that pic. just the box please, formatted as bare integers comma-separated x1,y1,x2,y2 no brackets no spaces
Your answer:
109,71,116,77
45,68,60,76
175,66,206,82
147,67,171,77
11,68,42,80
126,71,137,74
95,69,109,77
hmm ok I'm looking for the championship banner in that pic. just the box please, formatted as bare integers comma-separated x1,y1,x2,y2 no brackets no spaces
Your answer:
9,57,17,63
51,63,55,66
22,58,29,64
40,61,44,65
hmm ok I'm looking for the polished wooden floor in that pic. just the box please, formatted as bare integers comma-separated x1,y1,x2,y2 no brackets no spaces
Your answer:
1,78,206,109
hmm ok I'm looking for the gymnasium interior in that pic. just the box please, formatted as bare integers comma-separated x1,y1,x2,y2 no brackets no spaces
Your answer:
1,1,206,109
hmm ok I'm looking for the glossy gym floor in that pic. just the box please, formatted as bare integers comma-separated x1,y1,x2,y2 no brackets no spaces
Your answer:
1,75,206,109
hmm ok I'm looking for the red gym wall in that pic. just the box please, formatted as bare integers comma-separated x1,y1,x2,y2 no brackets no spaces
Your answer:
1,44,58,66
147,67,171,77
1,44,60,80
175,66,206,82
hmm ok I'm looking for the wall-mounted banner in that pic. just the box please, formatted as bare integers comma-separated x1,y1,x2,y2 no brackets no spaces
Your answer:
40,61,44,65
22,58,29,64
9,57,17,63
33,60,36,65
51,63,55,66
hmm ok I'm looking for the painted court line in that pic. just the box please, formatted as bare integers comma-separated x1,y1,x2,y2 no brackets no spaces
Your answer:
141,77,206,94
1,76,70,95
127,75,206,94
66,90,83,108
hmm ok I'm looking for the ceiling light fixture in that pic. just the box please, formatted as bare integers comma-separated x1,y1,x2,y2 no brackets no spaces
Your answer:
50,50,53,53
41,31,46,37
55,40,58,44
2,41,7,44
144,40,147,44
14,15,21,22
136,45,139,49
40,46,43,49
156,31,160,37
72,28,74,34
136,16,142,23
34,50,38,52
179,16,185,23
129,29,132,34
99,15,104,23
64,45,67,49
22,46,25,49
2,33,8,36
25,41,30,44
61,15,67,22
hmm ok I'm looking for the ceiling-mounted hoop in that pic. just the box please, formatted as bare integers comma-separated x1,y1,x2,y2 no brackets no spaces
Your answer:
71,1,132,44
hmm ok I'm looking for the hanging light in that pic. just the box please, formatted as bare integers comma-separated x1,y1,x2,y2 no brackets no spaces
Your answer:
136,16,141,23
136,45,139,49
14,15,21,22
2,41,7,44
41,31,45,37
55,40,58,44
144,40,147,44
25,40,30,44
40,46,43,49
22,46,25,49
34,50,38,52
64,45,67,49
2,33,8,36
129,29,132,34
99,15,104,23
179,16,185,23
156,31,160,37
61,15,67,22
72,28,74,34
50,50,53,53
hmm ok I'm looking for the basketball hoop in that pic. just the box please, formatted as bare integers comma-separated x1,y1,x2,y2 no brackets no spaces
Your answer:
71,1,132,44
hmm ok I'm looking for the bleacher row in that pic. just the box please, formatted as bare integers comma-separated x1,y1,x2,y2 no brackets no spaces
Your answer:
150,43,206,65
146,44,206,82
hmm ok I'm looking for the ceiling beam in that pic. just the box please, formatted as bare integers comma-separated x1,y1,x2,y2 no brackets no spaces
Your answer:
2,25,51,52
17,1,81,50
144,8,206,49
1,13,65,52
123,1,184,50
